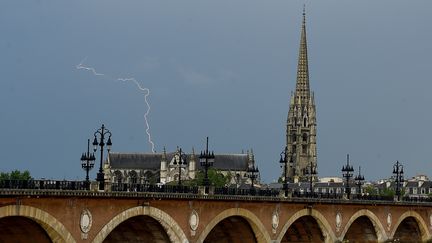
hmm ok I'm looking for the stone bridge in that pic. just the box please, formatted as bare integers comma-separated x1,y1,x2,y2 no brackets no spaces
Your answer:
1,190,431,242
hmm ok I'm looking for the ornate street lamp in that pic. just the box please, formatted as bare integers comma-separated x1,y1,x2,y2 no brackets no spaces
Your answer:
341,154,354,198
305,161,317,195
199,137,215,191
80,139,95,190
173,147,187,186
354,166,365,196
93,124,112,191
393,161,404,201
280,146,294,197
246,160,259,190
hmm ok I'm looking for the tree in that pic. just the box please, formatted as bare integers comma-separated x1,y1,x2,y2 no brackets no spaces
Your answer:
195,168,230,187
167,168,230,187
363,185,378,195
380,188,395,197
0,170,32,180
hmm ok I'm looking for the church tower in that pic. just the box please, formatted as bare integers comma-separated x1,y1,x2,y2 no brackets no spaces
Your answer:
286,8,317,182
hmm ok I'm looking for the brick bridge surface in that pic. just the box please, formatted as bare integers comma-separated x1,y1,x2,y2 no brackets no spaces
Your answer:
1,190,431,242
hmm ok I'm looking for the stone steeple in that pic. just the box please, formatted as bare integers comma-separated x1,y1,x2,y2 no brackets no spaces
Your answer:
188,147,196,179
286,8,317,182
295,8,310,99
160,147,168,183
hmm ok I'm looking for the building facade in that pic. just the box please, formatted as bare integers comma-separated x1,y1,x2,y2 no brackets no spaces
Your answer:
104,148,258,188
285,10,317,182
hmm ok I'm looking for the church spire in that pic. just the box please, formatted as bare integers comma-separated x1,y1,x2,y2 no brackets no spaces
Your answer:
285,8,317,182
295,6,310,99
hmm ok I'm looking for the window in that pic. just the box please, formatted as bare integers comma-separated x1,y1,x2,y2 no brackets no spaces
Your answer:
129,171,138,184
114,170,123,184
302,133,308,142
302,145,307,154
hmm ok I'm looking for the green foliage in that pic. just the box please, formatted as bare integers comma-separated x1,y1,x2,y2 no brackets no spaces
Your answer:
277,176,284,183
363,185,378,195
147,175,158,184
380,188,395,197
168,168,230,187
0,170,32,180
196,168,230,187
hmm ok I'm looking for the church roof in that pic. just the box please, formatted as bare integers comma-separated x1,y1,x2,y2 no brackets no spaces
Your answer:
108,152,250,171
108,153,161,170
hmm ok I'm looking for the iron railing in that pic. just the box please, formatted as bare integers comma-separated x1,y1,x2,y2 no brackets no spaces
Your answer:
111,183,199,194
0,179,86,190
213,187,279,197
292,191,343,199
353,194,394,201
1,179,430,203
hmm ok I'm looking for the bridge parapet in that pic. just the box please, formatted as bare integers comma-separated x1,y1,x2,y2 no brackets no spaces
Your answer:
1,189,432,207
1,187,432,243
3,179,432,204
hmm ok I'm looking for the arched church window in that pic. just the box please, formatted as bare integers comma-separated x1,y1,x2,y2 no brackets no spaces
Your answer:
114,170,123,185
302,145,307,154
292,134,297,142
129,170,138,184
302,133,308,142
144,171,153,184
303,117,307,127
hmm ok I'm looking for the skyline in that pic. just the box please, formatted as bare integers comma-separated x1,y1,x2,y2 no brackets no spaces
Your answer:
1,1,431,183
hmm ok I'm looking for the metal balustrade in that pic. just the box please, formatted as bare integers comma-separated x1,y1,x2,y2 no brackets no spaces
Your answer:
0,179,86,190
111,183,199,194
1,179,430,203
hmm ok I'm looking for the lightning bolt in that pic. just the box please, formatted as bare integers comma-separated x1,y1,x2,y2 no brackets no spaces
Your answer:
76,58,156,153
76,57,105,76
117,78,155,153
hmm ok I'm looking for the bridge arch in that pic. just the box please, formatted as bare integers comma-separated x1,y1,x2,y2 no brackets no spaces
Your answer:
340,209,387,242
0,205,75,243
276,208,336,243
196,207,271,243
92,206,187,243
390,210,430,242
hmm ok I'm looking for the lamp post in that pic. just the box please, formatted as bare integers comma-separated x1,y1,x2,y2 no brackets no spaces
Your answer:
81,139,95,190
279,147,294,196
246,161,259,190
393,161,404,201
92,124,112,191
174,147,187,186
354,166,365,197
199,137,215,191
279,146,289,197
341,154,354,198
305,161,317,195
